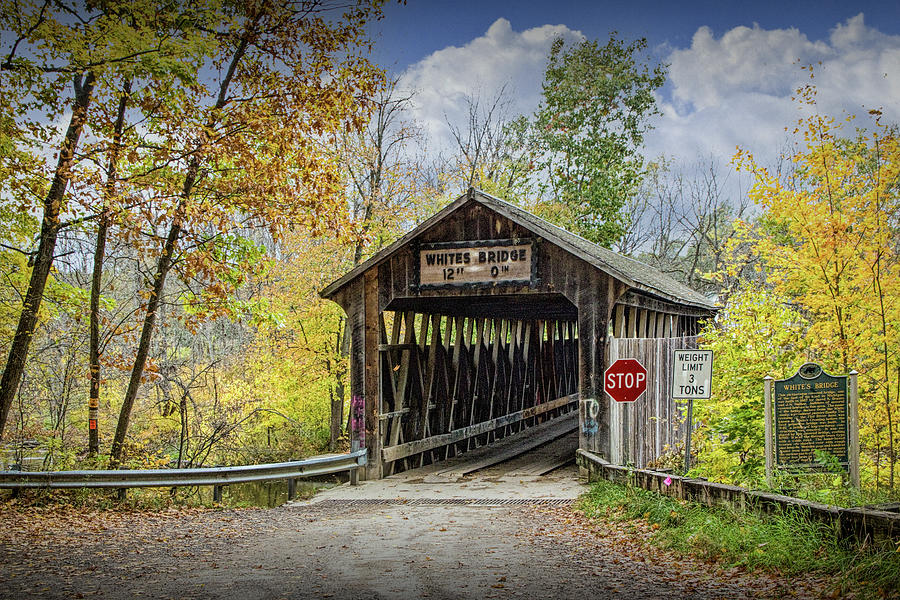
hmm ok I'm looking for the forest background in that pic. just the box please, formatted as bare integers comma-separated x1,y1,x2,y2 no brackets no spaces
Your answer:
0,0,897,497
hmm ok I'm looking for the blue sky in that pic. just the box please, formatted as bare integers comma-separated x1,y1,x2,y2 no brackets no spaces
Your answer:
372,0,900,69
366,1,900,175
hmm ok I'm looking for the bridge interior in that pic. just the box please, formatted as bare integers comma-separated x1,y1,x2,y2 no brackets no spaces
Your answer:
378,308,578,476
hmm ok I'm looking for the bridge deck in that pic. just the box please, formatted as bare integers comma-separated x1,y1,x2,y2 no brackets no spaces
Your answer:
420,411,577,482
295,415,582,505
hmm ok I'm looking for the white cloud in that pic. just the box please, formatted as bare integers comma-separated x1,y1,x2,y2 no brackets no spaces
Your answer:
398,18,582,154
650,14,900,166
399,14,900,185
666,25,829,113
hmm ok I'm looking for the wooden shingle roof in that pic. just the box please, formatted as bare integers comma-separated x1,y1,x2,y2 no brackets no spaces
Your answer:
321,189,716,311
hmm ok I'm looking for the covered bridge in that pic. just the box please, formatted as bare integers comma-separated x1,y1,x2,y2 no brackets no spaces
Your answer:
321,189,716,479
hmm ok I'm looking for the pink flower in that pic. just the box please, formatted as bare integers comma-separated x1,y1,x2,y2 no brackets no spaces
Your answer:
664,477,672,486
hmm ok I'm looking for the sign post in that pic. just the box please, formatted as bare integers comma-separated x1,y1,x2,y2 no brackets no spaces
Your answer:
764,376,774,486
671,350,713,473
849,371,860,488
604,359,647,404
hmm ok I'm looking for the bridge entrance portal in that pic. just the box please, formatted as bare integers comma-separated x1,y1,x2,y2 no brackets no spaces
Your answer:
321,190,715,479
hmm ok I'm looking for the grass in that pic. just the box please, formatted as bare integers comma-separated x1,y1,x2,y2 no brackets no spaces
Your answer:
578,479,900,599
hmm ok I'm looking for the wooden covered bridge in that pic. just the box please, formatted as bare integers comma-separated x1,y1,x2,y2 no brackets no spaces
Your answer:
321,189,716,479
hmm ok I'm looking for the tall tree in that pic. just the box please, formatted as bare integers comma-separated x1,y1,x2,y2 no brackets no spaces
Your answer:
325,77,427,445
0,0,201,439
109,0,385,464
446,86,511,189
733,83,900,488
532,34,665,246
617,157,749,294
443,88,538,205
86,78,132,456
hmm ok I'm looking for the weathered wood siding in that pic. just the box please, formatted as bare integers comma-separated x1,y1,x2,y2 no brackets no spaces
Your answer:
606,335,699,468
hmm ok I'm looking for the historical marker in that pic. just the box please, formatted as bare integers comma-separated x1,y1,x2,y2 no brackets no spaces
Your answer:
774,363,848,465
418,239,534,287
764,363,860,487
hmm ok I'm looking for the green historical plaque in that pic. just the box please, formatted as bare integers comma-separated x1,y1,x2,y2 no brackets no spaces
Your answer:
773,363,848,466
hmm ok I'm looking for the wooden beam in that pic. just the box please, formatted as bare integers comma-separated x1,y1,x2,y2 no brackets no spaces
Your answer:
363,270,381,479
378,343,418,351
378,408,410,420
381,393,578,463
616,290,714,318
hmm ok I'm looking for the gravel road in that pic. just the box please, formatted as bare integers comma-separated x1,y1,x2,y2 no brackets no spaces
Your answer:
0,464,830,599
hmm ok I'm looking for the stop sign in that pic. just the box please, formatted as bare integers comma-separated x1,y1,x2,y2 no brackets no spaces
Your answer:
604,358,648,403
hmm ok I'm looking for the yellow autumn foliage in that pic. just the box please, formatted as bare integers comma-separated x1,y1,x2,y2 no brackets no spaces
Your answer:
731,85,900,488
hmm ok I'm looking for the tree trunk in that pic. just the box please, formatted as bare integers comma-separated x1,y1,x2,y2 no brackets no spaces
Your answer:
0,72,96,439
88,212,109,456
109,217,183,464
89,78,131,457
177,394,187,469
108,32,251,465
330,318,350,449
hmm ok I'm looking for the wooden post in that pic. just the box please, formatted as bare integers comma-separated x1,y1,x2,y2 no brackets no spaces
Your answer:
577,273,613,458
608,334,621,465
117,488,127,501
213,485,223,502
363,270,381,480
628,307,638,338
849,370,860,488
287,478,296,500
647,310,657,338
764,376,774,487
615,304,625,338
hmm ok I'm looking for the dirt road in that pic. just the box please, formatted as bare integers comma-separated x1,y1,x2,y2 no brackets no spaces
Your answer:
0,462,830,599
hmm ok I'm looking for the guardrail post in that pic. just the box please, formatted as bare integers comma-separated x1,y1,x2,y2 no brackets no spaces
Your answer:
213,485,223,503
117,488,127,501
287,478,296,500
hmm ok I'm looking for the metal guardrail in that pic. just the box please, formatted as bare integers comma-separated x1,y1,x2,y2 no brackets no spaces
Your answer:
0,449,367,500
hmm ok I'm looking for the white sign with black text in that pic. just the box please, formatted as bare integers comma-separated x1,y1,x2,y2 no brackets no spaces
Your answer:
418,241,532,287
671,350,713,399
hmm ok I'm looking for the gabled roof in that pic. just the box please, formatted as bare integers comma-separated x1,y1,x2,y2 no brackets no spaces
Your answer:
321,189,716,311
